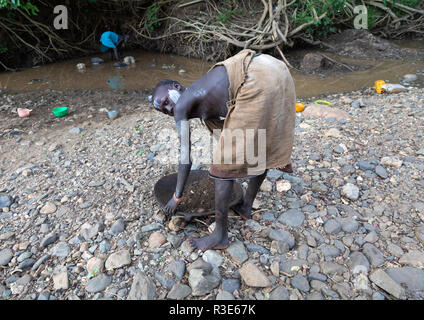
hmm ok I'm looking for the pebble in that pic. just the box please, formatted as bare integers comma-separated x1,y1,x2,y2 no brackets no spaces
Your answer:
0,249,13,266
324,219,342,234
188,268,220,296
222,278,240,293
53,272,69,290
278,209,305,227
105,250,131,270
40,202,57,214
128,271,156,300
238,262,271,287
291,274,310,292
362,243,385,267
226,240,248,264
202,250,223,268
86,274,112,293
341,183,360,200
167,283,191,300
148,231,166,248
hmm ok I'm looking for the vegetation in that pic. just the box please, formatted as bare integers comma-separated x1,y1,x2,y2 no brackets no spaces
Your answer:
0,0,423,71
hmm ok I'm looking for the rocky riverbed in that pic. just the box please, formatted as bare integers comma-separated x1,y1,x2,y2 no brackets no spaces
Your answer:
0,85,423,300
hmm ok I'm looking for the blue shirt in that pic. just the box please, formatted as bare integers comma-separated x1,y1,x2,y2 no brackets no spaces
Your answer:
100,31,119,49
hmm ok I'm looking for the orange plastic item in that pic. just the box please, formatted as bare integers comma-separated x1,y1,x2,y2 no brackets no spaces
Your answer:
296,103,305,112
375,80,386,94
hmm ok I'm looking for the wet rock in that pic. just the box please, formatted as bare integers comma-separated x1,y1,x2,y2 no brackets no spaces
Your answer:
300,53,325,72
239,262,271,287
128,272,156,300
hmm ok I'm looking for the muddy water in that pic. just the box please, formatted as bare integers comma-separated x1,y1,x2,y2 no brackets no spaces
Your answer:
0,41,423,99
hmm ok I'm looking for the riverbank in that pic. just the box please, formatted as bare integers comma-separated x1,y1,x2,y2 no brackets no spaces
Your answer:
1,85,423,300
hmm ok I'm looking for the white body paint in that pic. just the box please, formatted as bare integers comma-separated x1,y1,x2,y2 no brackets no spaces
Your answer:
168,89,181,104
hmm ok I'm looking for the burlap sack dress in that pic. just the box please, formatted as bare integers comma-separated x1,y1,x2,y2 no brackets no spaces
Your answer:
204,49,296,179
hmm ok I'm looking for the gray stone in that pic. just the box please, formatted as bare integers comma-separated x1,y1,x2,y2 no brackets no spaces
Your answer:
370,269,405,299
364,231,378,243
320,245,341,260
167,234,183,248
226,240,248,264
319,262,347,275
245,220,261,232
339,217,359,233
375,165,388,179
202,250,223,268
105,250,131,270
280,259,308,275
86,274,111,293
154,272,175,289
308,272,327,282
166,260,186,280
278,209,305,227
40,232,57,248
18,258,35,270
110,218,125,235
399,250,424,268
222,279,240,293
269,286,289,300
341,183,360,201
268,229,295,249
69,127,83,134
357,161,375,171
52,242,71,258
0,194,12,208
386,267,424,292
291,274,310,292
128,272,156,300
363,243,385,267
187,258,212,273
324,219,342,234
348,251,370,274
80,222,104,241
188,269,220,296
17,251,32,263
31,255,50,271
239,262,271,287
167,283,191,300
387,242,404,258
216,291,235,300
0,248,13,266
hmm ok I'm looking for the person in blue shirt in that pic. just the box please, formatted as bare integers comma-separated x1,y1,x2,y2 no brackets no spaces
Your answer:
100,31,129,65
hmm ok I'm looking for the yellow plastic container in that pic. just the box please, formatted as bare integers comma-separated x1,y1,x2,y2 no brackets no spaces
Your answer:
375,80,386,94
296,103,305,112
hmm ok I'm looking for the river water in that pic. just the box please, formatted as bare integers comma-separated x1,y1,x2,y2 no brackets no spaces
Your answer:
0,40,423,99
